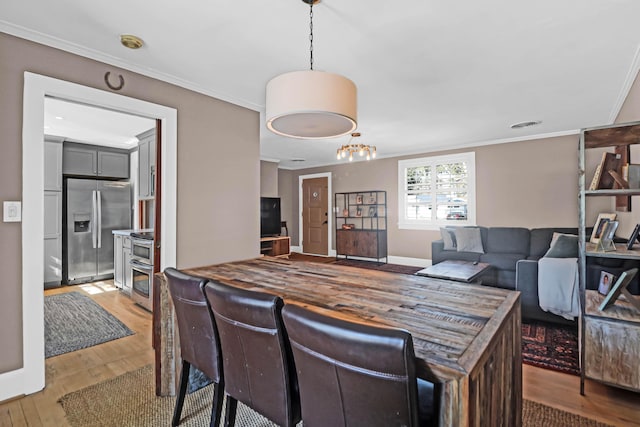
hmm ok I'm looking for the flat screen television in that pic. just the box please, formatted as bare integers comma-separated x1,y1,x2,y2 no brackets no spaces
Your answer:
260,197,281,237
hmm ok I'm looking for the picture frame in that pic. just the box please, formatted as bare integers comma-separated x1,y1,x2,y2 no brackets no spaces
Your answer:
355,207,362,217
368,206,377,217
627,224,640,250
590,213,617,244
368,195,376,204
598,271,616,295
599,268,640,311
597,220,618,252
356,194,363,204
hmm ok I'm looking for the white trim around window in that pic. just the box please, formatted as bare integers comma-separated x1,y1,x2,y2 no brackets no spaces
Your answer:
398,152,476,230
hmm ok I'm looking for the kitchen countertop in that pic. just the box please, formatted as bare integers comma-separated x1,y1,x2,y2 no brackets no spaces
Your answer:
112,228,153,236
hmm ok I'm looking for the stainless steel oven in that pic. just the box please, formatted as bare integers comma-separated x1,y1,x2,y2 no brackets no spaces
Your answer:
130,233,154,311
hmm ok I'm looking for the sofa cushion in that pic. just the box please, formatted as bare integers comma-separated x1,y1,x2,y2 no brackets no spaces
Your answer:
455,227,484,253
440,228,457,250
544,234,579,258
529,228,579,259
485,227,530,254
480,253,527,272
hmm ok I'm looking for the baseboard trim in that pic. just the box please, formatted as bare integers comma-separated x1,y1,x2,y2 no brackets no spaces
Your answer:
290,246,431,267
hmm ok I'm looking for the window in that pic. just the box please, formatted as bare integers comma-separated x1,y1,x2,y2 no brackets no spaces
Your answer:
398,152,475,230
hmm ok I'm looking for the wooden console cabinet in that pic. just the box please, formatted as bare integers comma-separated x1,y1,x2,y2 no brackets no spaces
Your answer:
584,290,640,392
335,191,387,263
260,236,290,257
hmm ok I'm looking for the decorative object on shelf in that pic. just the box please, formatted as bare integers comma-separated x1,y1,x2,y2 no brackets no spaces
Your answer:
627,224,640,250
368,206,377,217
590,213,616,244
265,0,357,139
598,271,615,295
598,268,640,311
596,220,618,252
341,224,355,230
342,208,349,217
337,132,377,162
589,152,623,190
355,207,362,217
623,163,640,188
355,194,363,204
368,195,376,204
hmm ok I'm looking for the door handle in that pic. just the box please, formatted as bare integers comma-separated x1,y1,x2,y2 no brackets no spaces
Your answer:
96,190,102,248
91,190,97,249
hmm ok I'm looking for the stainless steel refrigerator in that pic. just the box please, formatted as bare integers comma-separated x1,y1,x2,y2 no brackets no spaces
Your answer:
64,178,131,284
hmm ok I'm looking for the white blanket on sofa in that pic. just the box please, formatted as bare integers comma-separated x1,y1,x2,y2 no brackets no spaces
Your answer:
537,257,580,320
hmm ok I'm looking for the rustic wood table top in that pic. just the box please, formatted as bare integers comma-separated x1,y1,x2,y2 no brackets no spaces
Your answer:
183,257,517,382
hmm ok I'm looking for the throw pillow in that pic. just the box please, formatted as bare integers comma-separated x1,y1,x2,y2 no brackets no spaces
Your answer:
440,227,457,250
455,227,484,253
544,234,579,258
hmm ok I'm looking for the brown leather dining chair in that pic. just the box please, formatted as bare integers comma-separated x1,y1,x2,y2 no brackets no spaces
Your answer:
281,304,437,427
203,280,301,427
164,268,224,427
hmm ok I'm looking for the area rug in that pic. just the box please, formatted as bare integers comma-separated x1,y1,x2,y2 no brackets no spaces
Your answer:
45,291,134,358
59,365,613,427
521,319,579,376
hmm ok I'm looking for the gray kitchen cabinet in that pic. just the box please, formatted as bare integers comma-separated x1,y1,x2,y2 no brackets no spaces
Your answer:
122,236,132,295
44,138,63,191
63,142,129,179
44,191,62,287
137,128,156,200
113,234,133,295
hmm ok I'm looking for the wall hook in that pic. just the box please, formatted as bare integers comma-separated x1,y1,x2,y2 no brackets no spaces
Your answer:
104,72,125,91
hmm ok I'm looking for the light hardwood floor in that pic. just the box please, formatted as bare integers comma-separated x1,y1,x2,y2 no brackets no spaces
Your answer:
1,283,639,426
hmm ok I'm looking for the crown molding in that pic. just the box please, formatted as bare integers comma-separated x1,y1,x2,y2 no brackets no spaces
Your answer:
0,22,263,113
608,43,640,124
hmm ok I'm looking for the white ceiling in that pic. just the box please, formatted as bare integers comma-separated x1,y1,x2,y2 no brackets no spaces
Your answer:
3,0,640,169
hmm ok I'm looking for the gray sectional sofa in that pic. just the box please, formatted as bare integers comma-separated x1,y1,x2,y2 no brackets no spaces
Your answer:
432,226,640,325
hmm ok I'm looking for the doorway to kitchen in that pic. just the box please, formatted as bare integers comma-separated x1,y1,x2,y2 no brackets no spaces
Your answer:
14,72,177,399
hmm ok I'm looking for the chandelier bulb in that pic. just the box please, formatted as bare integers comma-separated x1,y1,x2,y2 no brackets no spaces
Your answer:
349,152,353,161
366,153,371,160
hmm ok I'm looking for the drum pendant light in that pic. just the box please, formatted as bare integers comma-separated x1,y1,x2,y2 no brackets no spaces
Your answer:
266,0,357,139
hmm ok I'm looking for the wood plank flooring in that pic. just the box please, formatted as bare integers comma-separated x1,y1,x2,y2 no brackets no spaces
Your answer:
1,279,639,426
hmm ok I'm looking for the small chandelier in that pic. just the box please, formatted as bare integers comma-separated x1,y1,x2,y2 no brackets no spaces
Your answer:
337,132,376,162
265,0,357,139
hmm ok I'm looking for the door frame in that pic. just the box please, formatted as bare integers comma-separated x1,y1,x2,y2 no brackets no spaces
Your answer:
298,172,333,256
1,72,177,401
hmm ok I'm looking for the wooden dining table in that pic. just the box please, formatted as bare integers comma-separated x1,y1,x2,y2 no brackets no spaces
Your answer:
154,257,522,426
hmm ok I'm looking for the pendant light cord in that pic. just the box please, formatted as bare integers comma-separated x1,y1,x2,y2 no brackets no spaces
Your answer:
309,1,314,70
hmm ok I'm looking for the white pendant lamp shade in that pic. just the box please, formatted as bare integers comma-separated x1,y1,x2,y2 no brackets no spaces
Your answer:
266,70,357,139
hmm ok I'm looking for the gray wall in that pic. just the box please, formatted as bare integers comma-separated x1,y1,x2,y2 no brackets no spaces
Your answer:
0,33,260,374
260,160,279,197
280,68,640,260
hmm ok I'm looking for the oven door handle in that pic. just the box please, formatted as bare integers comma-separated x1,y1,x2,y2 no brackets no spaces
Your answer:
130,260,154,271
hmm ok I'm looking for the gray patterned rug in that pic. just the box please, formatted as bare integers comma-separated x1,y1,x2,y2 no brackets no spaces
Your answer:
45,291,134,358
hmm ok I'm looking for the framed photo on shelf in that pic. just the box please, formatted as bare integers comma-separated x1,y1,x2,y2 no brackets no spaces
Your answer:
355,207,362,217
368,206,377,217
599,268,640,311
598,271,616,295
368,195,376,204
627,224,640,250
590,213,617,244
597,220,618,252
356,194,363,204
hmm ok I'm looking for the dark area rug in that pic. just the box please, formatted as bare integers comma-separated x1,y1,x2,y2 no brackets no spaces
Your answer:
521,320,579,375
45,291,134,358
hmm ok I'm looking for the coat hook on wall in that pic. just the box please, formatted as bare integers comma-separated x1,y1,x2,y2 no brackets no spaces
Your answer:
104,72,125,91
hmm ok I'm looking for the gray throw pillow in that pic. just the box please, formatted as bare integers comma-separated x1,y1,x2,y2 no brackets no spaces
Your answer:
455,227,484,253
440,227,457,250
544,234,578,258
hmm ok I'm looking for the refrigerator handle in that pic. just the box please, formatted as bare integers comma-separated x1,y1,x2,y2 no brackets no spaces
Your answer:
91,190,98,249
97,190,102,248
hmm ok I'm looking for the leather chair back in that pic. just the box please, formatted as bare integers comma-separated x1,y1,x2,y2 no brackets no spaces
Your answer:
282,304,435,427
204,280,300,427
165,268,222,384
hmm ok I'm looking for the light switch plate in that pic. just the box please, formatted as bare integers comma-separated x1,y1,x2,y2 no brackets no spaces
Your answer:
3,201,22,222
